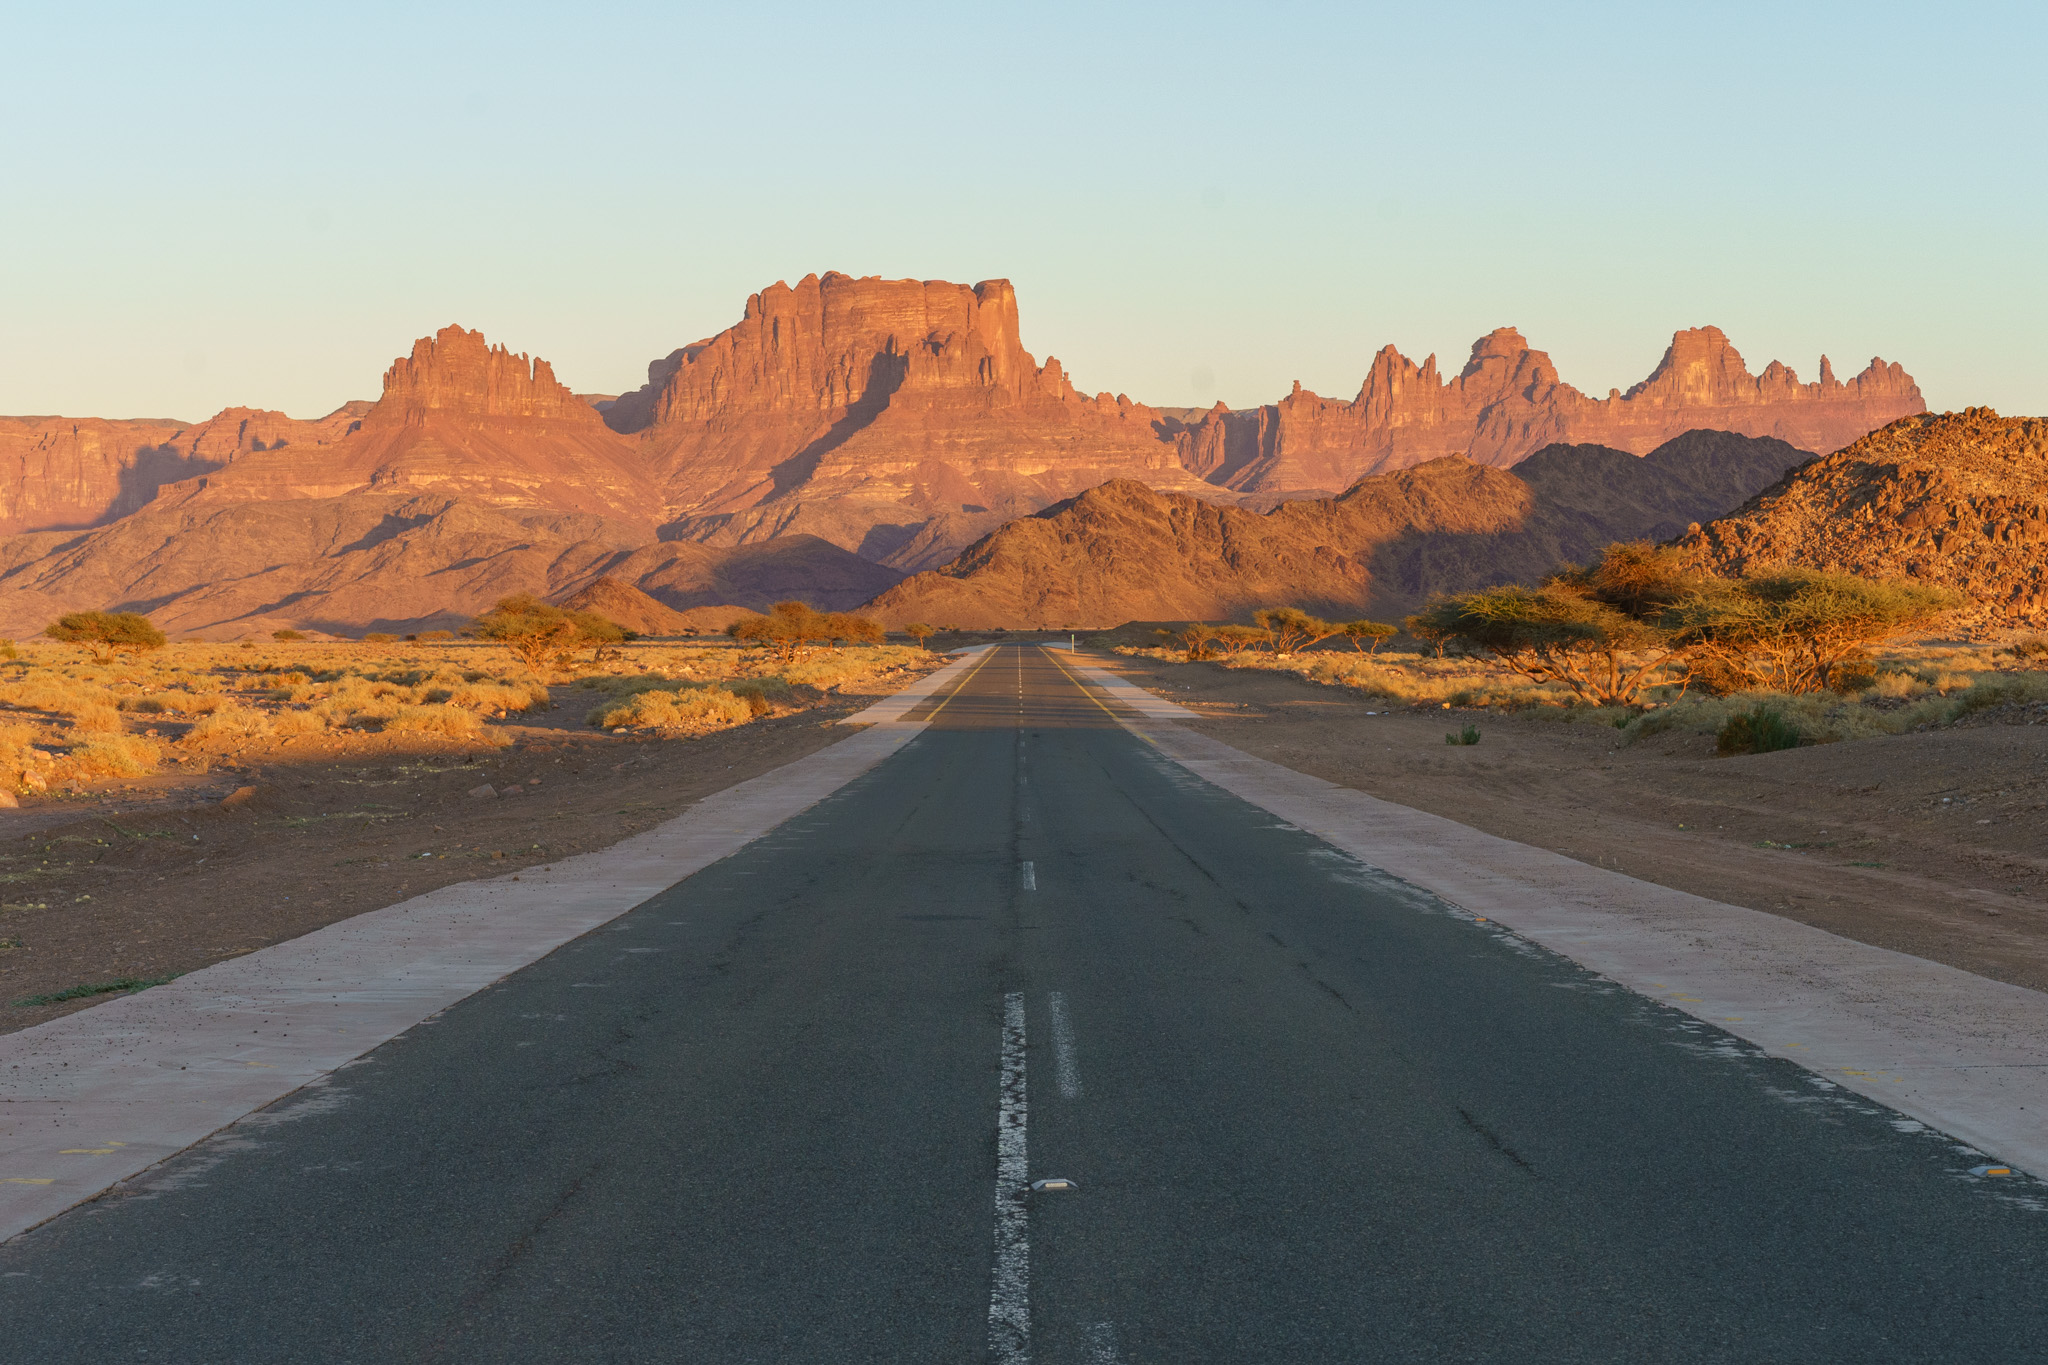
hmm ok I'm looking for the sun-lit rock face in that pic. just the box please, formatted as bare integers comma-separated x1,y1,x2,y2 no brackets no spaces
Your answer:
1679,408,2048,628
604,272,1209,569
1177,326,1926,497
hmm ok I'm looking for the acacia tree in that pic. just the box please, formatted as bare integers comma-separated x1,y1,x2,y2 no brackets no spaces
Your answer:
727,601,884,660
1664,571,1958,694
1403,613,1455,659
44,611,166,664
471,595,625,673
1411,543,1698,705
901,622,938,649
1253,607,1343,655
1339,619,1398,654
1211,624,1271,656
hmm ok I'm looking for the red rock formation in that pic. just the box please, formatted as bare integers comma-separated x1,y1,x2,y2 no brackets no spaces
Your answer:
1679,408,2048,629
864,432,1811,628
1180,326,1924,495
0,403,369,535
609,273,1215,566
169,326,663,528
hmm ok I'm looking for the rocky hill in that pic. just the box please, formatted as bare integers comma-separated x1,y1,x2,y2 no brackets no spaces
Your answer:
0,491,897,639
0,404,369,535
863,431,1810,628
603,272,1209,569
165,326,662,530
601,274,1916,566
1679,409,2048,629
558,576,703,636
1178,326,1922,497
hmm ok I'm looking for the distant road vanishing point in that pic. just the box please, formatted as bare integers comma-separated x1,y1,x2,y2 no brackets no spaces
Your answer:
3,646,2044,1362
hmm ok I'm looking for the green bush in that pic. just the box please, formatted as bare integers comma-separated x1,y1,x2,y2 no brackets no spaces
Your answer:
1717,706,1803,756
1446,723,1481,746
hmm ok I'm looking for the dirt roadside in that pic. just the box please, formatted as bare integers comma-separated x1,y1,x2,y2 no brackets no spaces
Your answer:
0,679,929,1036
1089,650,2048,991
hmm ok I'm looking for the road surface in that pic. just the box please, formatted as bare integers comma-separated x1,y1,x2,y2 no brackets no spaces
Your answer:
3,645,2043,1361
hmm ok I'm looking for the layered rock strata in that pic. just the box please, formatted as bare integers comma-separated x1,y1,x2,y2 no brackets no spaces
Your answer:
165,326,662,528
1178,327,1924,497
606,272,1222,567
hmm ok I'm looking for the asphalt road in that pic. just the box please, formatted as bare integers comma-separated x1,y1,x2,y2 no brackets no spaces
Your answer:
3,645,2043,1362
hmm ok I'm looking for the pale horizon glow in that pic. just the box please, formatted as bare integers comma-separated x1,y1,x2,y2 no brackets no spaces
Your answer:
3,2,2042,424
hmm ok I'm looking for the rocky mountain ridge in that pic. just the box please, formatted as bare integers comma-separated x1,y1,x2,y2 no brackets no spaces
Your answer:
1679,409,2048,629
1180,326,1922,497
863,431,1813,627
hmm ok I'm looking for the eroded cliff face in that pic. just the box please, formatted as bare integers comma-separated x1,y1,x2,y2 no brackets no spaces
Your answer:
0,404,367,535
1177,326,1924,495
1679,408,2048,628
608,273,1214,565
601,280,1922,564
167,326,663,529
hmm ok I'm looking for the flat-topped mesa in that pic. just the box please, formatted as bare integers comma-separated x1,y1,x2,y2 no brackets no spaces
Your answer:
157,326,662,527
608,275,1089,440
608,272,1205,567
369,325,606,425
1180,325,1926,496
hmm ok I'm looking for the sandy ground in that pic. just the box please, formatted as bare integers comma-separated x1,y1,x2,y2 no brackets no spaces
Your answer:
0,674,936,1035
8,643,2043,1038
1090,651,2048,992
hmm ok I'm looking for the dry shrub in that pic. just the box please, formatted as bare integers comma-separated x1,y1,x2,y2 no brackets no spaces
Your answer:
588,687,754,732
66,702,125,733
0,677,117,717
271,709,328,737
778,647,925,689
383,704,486,738
55,734,162,779
1947,671,2048,717
0,721,50,792
180,704,275,749
436,680,550,714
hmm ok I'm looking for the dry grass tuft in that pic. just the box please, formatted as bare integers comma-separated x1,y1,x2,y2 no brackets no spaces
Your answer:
587,687,755,733
383,704,490,739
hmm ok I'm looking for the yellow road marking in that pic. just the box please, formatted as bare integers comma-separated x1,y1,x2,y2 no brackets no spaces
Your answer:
918,648,1001,722
60,1148,118,1155
3,1177,55,1185
1041,648,1153,741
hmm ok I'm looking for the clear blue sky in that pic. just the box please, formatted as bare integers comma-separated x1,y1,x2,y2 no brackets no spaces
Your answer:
3,2,2040,421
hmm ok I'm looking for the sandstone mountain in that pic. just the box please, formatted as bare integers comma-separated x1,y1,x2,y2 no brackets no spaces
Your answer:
1679,409,2048,629
163,326,662,530
1178,327,1923,497
600,274,1916,567
558,576,740,636
863,432,1810,628
602,272,1209,569
0,290,1930,635
0,403,369,535
0,493,898,640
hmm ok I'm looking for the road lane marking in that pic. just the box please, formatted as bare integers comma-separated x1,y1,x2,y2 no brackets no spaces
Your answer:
1084,1321,1123,1363
1049,991,1081,1100
921,647,1000,722
990,992,1030,1363
1021,861,1036,891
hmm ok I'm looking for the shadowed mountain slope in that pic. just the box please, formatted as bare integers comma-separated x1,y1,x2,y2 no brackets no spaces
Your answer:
0,494,898,639
862,432,1810,628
